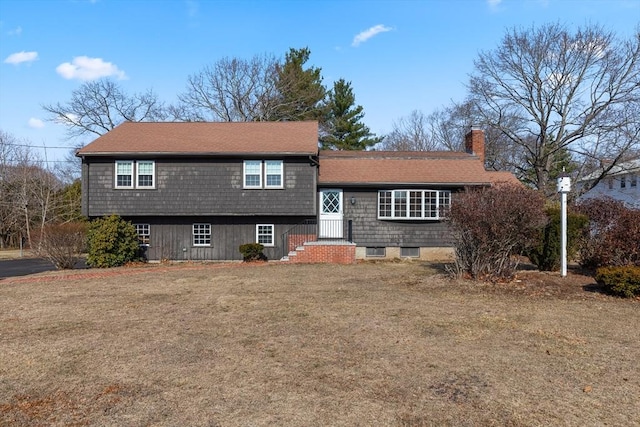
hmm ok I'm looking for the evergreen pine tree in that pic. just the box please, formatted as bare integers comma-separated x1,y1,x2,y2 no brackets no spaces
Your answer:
272,47,327,122
321,79,382,150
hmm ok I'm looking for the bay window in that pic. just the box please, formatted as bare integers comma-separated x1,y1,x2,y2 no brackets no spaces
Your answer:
378,189,451,220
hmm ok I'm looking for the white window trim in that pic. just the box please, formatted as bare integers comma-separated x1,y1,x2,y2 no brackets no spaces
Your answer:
243,160,284,189
115,160,155,190
264,160,284,189
256,224,275,247
378,189,451,220
115,160,134,189
192,223,212,247
136,160,156,189
134,224,150,246
243,160,263,189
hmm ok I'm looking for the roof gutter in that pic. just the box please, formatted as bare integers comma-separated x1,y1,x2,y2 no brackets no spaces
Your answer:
76,151,319,157
316,182,492,188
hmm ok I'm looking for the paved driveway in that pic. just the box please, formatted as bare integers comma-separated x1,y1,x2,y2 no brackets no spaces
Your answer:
0,258,86,280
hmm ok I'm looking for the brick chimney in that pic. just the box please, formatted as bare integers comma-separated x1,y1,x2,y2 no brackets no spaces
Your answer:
465,126,485,166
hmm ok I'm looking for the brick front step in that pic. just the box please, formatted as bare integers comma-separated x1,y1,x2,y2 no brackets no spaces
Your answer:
280,240,356,264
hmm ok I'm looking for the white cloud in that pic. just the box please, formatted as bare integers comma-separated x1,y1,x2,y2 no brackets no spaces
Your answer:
487,0,502,7
4,51,38,65
56,56,127,81
28,118,45,129
352,24,392,47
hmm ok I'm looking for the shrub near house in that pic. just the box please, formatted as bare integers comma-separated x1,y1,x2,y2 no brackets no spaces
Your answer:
527,206,589,271
448,183,546,281
87,215,141,268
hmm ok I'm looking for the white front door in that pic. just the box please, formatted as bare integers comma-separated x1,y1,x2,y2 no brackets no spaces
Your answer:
319,189,343,238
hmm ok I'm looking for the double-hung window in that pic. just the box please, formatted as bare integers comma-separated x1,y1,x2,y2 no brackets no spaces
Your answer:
378,189,451,220
243,160,283,189
115,160,155,189
193,223,211,246
136,161,155,188
244,160,262,188
115,161,134,188
256,224,274,246
265,161,283,188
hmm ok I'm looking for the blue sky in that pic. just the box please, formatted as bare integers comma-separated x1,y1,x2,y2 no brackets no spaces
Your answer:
1,0,638,165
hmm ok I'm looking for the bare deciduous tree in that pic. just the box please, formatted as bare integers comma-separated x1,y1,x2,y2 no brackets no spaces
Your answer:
42,78,167,139
0,130,77,249
380,110,440,151
468,23,640,196
170,54,280,122
172,48,329,124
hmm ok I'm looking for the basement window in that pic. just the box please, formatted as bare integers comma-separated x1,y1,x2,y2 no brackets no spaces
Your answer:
366,247,386,257
400,247,420,258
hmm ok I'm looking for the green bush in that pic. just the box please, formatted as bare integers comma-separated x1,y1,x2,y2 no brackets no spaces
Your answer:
595,266,640,298
239,243,267,262
527,206,589,271
87,215,141,268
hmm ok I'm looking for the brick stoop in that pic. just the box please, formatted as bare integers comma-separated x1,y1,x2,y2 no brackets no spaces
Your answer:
281,240,356,264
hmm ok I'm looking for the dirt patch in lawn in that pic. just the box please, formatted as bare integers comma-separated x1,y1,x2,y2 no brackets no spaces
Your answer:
1,262,638,426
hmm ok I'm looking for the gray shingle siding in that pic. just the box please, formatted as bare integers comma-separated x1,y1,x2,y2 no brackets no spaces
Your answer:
82,156,316,217
340,188,454,247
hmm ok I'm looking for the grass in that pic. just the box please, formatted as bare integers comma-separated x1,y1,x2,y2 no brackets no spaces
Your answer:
1,262,638,426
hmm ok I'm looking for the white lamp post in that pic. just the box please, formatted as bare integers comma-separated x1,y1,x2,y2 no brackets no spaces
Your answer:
557,176,571,277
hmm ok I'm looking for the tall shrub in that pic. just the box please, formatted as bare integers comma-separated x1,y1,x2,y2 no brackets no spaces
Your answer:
34,221,87,269
87,215,140,268
576,198,640,268
527,205,589,271
448,183,546,281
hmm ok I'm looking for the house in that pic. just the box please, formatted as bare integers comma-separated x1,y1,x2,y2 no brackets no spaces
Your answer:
313,127,520,261
77,122,517,263
77,121,319,261
577,159,640,209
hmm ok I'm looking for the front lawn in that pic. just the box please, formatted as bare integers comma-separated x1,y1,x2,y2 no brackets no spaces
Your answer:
1,262,638,426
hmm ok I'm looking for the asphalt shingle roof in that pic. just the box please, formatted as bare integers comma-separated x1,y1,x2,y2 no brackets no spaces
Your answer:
76,121,319,156
77,122,519,186
318,150,518,186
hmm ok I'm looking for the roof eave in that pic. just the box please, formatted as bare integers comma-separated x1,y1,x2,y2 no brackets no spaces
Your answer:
317,181,491,187
77,151,319,157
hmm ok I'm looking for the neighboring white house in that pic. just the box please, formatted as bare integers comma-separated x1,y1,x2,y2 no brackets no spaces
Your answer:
577,159,640,209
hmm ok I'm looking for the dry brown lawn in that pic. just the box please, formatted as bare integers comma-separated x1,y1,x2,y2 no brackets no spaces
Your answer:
1,261,638,426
